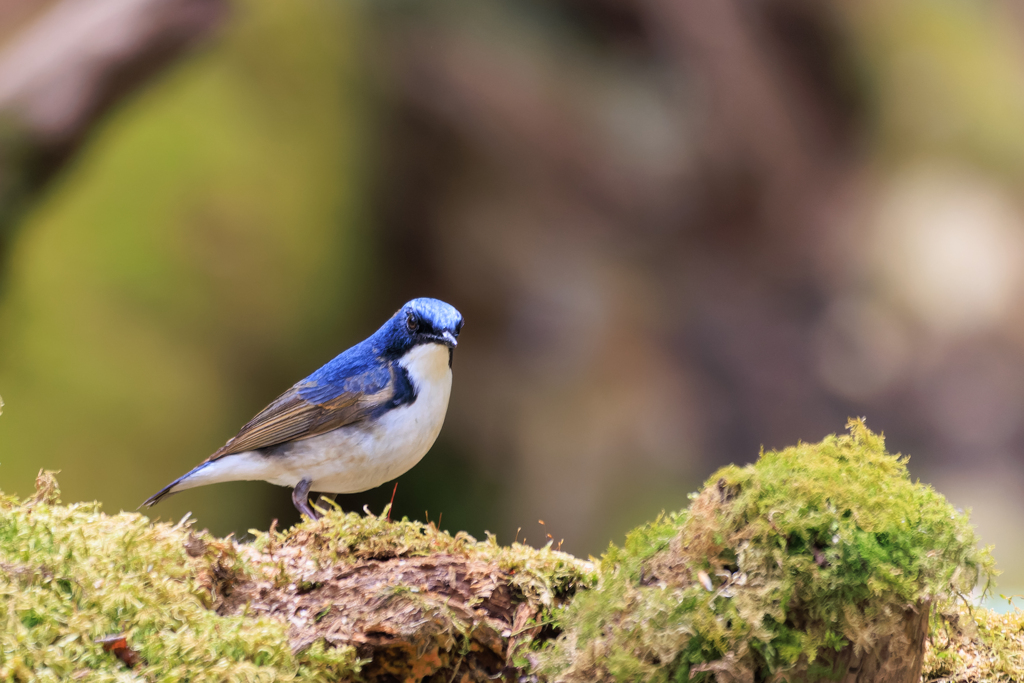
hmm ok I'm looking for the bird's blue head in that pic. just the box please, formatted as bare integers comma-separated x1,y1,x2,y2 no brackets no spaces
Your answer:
375,298,464,359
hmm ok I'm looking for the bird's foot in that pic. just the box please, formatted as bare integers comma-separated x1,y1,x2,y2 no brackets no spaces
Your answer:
292,478,320,520
313,492,337,517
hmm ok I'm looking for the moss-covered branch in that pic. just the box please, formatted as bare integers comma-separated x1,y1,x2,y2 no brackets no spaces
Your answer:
0,422,1019,682
0,471,592,681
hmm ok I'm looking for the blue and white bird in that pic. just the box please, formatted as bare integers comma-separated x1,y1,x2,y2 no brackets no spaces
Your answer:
143,298,463,519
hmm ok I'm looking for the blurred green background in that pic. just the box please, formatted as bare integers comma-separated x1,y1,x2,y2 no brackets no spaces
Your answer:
3,0,1024,596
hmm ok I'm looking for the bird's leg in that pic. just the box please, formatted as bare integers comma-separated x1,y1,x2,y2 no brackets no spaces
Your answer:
387,482,398,522
292,478,319,520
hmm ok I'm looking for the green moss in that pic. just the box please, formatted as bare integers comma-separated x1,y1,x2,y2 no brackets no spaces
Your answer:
242,503,596,618
0,473,358,681
923,601,1024,681
541,420,996,682
0,425,1003,681
0,472,594,681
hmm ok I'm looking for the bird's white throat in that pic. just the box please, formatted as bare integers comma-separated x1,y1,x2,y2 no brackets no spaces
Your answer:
399,341,452,387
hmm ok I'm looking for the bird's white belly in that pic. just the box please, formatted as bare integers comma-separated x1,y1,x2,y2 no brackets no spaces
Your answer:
188,343,453,494
285,375,451,492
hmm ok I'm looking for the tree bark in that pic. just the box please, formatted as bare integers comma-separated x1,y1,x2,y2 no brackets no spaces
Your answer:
833,602,931,683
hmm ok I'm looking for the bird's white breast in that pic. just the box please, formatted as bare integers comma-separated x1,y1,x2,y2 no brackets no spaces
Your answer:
364,341,453,481
190,342,454,494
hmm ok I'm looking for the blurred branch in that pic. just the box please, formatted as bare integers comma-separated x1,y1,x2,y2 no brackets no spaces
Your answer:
639,0,857,265
0,0,228,273
643,0,821,188
391,29,683,225
388,0,860,265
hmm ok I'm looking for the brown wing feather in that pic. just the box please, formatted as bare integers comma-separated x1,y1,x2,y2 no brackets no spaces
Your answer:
204,382,393,462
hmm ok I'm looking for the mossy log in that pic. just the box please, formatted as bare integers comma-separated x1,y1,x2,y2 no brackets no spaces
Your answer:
0,471,592,682
0,423,1019,682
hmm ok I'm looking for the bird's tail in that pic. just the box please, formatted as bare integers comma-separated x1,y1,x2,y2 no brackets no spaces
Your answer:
139,462,211,509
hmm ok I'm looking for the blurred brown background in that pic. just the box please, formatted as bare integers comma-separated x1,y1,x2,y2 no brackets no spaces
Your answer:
2,0,1024,593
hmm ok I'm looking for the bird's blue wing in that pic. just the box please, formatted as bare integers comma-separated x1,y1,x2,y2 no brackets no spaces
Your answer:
205,355,395,460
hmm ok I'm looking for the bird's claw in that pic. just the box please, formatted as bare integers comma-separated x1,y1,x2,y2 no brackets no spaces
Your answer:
292,478,320,520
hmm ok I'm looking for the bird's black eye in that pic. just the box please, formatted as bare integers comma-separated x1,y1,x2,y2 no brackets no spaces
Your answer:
455,319,464,335
406,312,418,333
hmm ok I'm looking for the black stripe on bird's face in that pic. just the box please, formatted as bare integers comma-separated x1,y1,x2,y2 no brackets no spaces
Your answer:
378,307,462,361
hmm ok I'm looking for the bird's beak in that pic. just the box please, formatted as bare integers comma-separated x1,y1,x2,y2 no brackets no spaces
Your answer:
440,330,458,348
